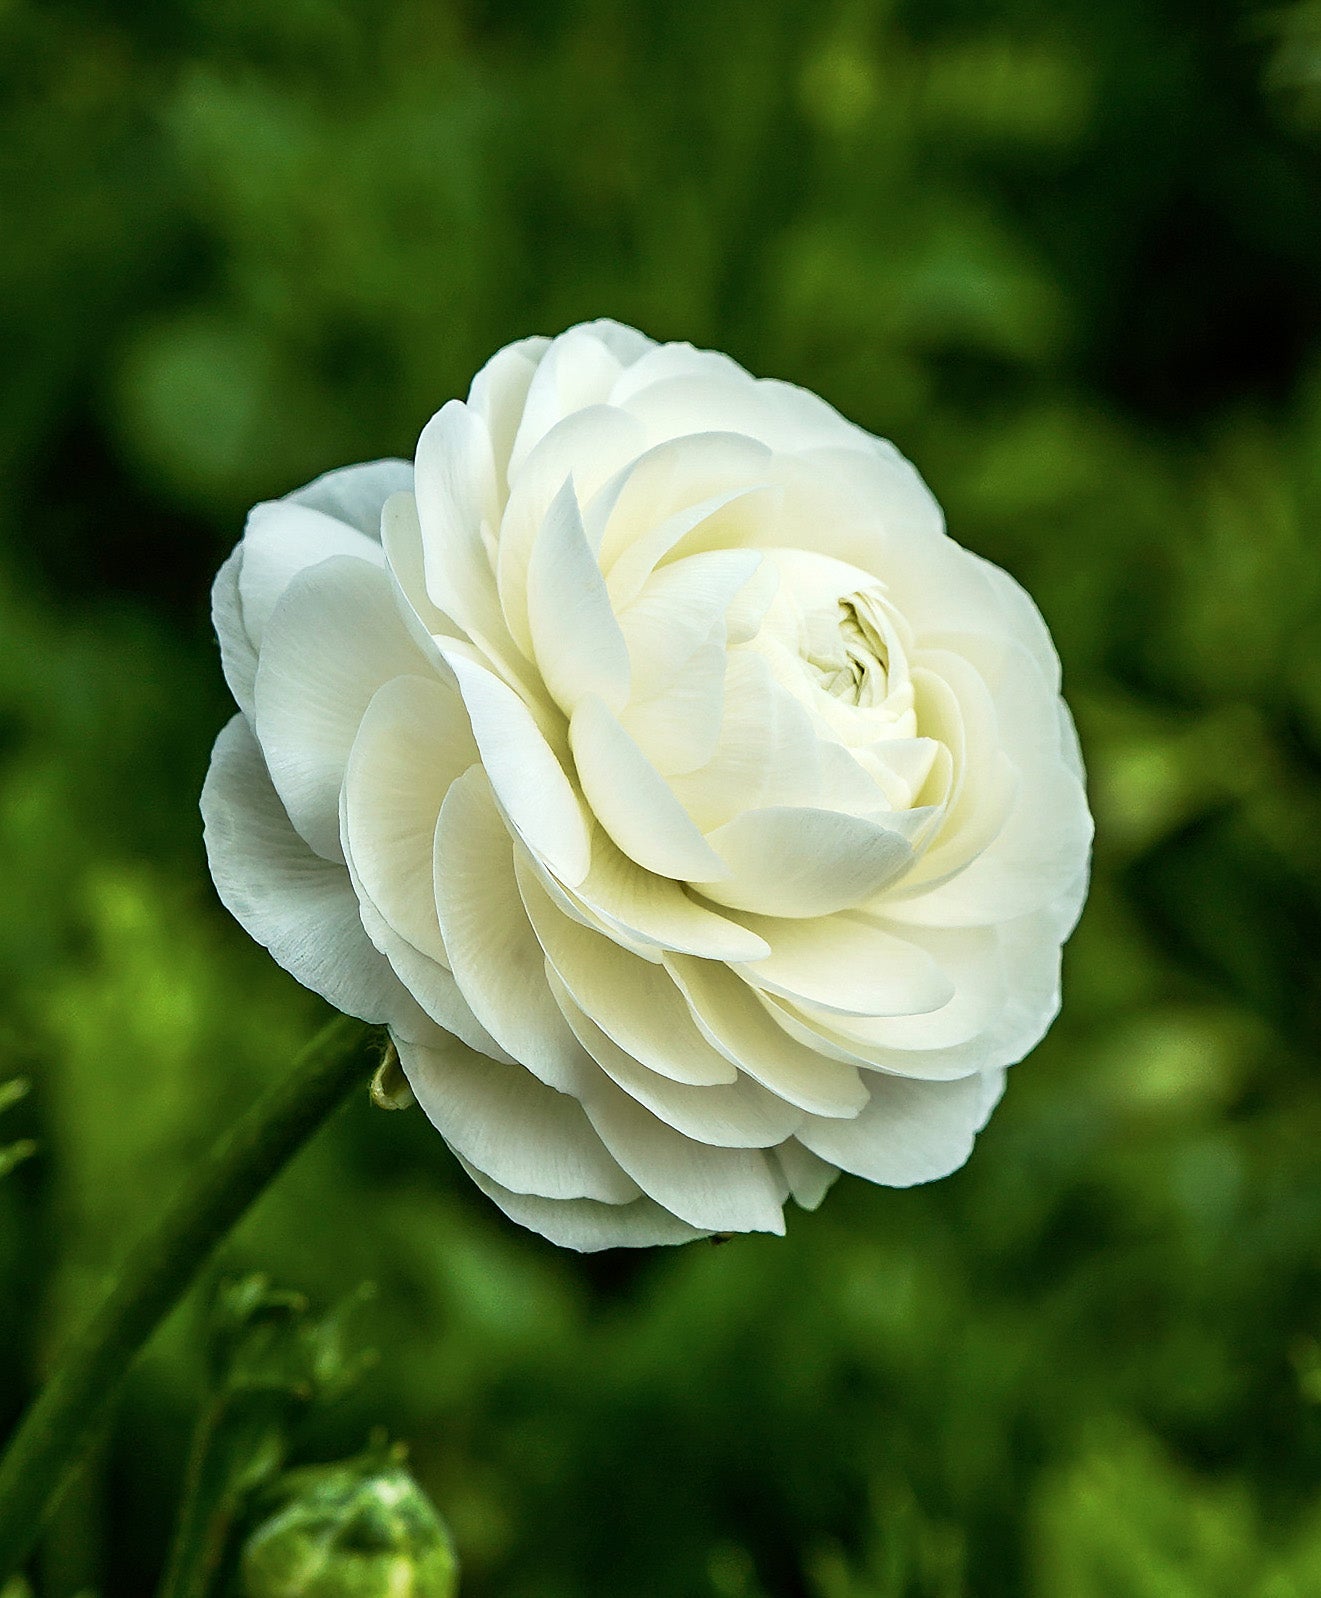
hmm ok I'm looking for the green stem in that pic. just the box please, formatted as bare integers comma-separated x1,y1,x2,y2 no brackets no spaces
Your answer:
0,1014,376,1582
158,1394,277,1598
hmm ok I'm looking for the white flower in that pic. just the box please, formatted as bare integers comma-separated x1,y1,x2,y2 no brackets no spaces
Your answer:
203,320,1092,1251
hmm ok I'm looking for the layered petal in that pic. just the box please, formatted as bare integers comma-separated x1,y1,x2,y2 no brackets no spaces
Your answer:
253,555,430,861
202,715,430,1041
341,674,476,962
457,1159,708,1251
581,1075,787,1234
400,1033,640,1203
433,765,594,1093
238,501,385,651
797,1071,989,1187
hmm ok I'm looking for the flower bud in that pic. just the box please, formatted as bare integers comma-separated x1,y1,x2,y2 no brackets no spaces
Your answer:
240,1447,458,1598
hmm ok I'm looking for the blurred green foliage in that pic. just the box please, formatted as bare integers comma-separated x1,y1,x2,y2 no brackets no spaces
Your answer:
2,0,1321,1593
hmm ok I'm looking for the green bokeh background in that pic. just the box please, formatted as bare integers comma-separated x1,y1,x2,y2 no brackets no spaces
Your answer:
4,0,1321,1592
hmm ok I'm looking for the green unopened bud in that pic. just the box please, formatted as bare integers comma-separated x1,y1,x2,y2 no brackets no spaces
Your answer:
240,1446,458,1598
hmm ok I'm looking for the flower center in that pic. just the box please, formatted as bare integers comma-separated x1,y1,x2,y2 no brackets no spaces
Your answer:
804,596,890,707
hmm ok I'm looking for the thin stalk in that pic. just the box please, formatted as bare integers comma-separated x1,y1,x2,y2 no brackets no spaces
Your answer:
0,1014,376,1582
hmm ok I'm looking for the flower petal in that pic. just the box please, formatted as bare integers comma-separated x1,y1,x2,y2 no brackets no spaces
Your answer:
202,715,428,1039
433,765,595,1094
507,323,652,479
582,1076,787,1234
527,478,631,714
569,693,728,880
551,974,802,1148
669,651,874,833
379,490,458,657
413,399,535,693
622,371,875,454
339,805,514,1061
239,501,385,650
444,652,592,886
212,545,257,719
398,1034,640,1203
773,1141,840,1211
342,675,476,963
694,806,914,917
734,911,954,1018
516,862,738,1087
456,1158,707,1251
594,429,776,596
665,955,869,1118
467,335,550,496
617,639,728,777
618,549,762,699
285,458,414,537
253,555,428,861
796,1072,987,1186
568,827,770,962
498,403,647,653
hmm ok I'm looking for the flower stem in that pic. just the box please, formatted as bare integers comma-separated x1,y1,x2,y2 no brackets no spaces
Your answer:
0,1014,377,1582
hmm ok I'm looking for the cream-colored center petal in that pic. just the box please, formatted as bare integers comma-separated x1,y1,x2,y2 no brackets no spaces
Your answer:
744,549,919,751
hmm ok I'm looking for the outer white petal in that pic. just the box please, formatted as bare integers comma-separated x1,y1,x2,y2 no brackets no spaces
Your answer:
201,715,430,1041
774,442,946,584
412,401,508,658
456,1158,707,1251
212,545,257,719
285,458,414,538
796,1071,987,1186
238,502,385,650
925,553,1064,693
895,653,1019,895
621,371,876,455
888,644,1092,927
253,555,429,861
507,323,653,479
498,404,647,654
398,1034,640,1203
773,1140,841,1211
617,549,763,699
379,490,458,658
582,1076,786,1235
605,482,778,611
433,765,594,1093
467,335,551,495
411,404,552,711
617,637,728,778
668,651,876,833
595,431,777,593
975,1069,1007,1130
341,675,476,963
341,815,514,1062
606,340,753,407
793,923,1009,1064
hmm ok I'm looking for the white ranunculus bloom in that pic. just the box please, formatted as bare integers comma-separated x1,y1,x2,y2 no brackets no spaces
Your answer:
203,320,1092,1250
